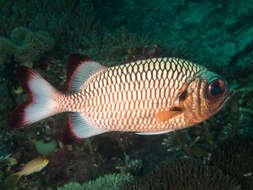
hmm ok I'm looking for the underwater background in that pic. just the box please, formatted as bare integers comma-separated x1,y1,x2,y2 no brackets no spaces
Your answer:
0,0,253,189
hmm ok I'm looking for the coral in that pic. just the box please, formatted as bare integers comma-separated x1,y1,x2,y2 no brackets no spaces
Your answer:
123,159,241,190
0,130,14,161
10,26,30,45
80,28,154,65
34,139,57,155
0,27,54,66
57,182,82,190
57,173,133,190
14,29,55,64
0,37,16,66
211,135,253,189
45,148,73,186
115,154,143,175
65,151,103,184
45,147,104,187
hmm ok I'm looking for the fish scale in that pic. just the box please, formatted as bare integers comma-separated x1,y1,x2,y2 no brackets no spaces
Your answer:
62,57,203,132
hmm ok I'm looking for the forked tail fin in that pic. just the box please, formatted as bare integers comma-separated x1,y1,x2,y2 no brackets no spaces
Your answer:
8,66,63,130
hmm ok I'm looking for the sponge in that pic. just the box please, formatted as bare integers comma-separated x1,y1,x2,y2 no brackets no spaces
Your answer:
0,27,55,66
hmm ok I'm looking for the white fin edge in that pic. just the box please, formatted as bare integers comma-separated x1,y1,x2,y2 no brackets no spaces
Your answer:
136,130,173,135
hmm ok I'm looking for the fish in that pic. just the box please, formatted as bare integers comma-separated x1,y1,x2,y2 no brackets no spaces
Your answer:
8,53,232,139
13,156,49,182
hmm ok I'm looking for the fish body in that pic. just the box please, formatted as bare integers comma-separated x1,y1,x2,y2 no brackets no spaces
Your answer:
8,54,231,139
13,156,49,182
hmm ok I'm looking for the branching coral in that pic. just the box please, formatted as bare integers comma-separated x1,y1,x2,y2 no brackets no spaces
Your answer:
57,173,133,190
123,159,241,190
0,130,13,161
211,135,253,189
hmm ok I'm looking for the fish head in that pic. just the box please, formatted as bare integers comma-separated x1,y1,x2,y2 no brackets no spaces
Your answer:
181,69,232,125
42,158,49,166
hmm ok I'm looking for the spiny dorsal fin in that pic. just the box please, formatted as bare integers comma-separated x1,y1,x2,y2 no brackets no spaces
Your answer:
66,53,106,92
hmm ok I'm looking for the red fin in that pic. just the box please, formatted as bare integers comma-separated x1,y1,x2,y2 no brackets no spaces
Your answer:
8,100,32,130
16,66,35,95
65,53,106,92
8,67,35,130
62,124,78,144
8,66,62,131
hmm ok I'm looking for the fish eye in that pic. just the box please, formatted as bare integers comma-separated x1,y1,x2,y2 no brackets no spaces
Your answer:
207,79,225,100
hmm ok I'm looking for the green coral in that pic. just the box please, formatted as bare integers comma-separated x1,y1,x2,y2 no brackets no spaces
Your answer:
35,139,57,155
0,130,13,161
57,173,133,190
0,26,54,65
0,37,16,65
115,154,143,175
57,182,83,190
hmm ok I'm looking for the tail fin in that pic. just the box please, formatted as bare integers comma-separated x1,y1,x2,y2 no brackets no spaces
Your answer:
12,172,22,184
8,66,62,130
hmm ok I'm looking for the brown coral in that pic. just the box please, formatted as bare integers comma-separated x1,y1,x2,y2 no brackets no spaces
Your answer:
211,135,253,189
122,159,241,190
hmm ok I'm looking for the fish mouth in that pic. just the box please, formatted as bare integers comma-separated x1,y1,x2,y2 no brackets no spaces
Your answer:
217,88,234,111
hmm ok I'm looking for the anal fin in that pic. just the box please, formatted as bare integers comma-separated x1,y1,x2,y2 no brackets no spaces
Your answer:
67,113,105,139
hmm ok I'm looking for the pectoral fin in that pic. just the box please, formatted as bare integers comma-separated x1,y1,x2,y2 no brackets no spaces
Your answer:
155,106,183,122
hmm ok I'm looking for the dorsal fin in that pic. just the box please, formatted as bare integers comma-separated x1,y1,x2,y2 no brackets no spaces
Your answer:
66,53,106,92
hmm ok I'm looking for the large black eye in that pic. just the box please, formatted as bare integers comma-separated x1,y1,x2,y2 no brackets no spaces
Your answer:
207,79,225,99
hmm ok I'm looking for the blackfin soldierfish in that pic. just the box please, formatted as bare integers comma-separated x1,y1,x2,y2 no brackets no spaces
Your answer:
8,54,232,139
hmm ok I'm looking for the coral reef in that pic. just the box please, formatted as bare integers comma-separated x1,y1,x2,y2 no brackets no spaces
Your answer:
0,130,13,161
57,173,133,190
1,0,253,189
211,135,253,189
122,159,241,190
80,28,154,65
0,26,54,66
34,139,57,155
